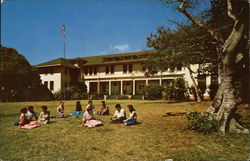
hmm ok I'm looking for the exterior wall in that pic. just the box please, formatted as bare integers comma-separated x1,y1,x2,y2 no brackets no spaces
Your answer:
40,73,61,93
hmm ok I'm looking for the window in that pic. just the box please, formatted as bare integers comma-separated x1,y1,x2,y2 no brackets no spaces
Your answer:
105,66,109,74
84,68,88,75
44,81,48,88
89,67,93,75
123,64,127,73
129,64,133,73
94,67,97,75
50,81,54,91
111,65,114,74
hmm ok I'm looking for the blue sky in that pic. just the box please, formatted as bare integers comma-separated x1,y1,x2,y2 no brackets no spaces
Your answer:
1,0,210,65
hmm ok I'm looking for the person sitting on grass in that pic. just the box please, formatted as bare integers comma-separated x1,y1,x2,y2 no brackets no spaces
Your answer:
123,104,137,126
16,108,40,129
70,101,83,116
110,104,126,123
81,106,103,128
38,106,50,124
86,100,96,114
97,101,109,115
52,101,67,118
14,108,29,127
26,106,38,121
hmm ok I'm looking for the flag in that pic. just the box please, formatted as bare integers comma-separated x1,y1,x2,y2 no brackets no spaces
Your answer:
61,25,65,37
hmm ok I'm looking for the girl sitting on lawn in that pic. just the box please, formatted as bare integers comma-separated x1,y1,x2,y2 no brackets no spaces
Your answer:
26,106,38,121
123,104,137,126
38,106,50,124
85,100,96,114
97,101,109,115
70,101,83,116
18,108,40,129
81,106,103,128
53,101,67,118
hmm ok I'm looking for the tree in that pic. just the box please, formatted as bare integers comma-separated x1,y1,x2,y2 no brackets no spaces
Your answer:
0,46,53,101
145,24,217,102
157,0,249,134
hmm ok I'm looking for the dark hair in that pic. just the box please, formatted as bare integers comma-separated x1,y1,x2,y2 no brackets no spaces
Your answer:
76,101,82,111
127,104,135,112
28,106,34,111
41,106,48,110
88,100,93,104
20,108,27,113
115,104,121,108
101,101,105,105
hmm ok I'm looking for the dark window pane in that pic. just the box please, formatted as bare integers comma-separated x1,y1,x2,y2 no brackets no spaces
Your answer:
94,67,97,75
129,64,133,73
50,81,54,91
89,67,93,75
111,65,114,74
105,66,109,74
84,68,88,75
123,64,127,73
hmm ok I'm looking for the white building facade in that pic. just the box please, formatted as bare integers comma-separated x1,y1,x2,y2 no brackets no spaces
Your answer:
36,51,212,99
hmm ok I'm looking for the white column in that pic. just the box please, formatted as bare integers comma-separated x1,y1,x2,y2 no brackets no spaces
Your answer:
146,79,148,86
133,80,136,95
109,81,112,95
159,78,162,86
120,80,123,95
86,82,90,93
204,75,211,98
97,80,100,94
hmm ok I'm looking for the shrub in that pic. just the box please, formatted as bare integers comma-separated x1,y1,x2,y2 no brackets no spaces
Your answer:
54,86,88,100
142,84,164,100
186,111,219,134
89,93,104,100
116,95,129,99
164,78,189,101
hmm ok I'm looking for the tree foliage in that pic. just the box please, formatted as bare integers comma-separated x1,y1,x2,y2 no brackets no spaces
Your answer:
0,46,53,101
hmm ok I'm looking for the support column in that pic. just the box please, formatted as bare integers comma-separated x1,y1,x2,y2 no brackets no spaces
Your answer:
87,82,90,93
146,79,148,86
159,77,162,86
133,80,136,95
97,80,100,94
120,80,123,95
204,75,211,100
109,81,111,95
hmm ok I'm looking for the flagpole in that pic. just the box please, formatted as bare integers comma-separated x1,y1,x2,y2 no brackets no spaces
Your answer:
62,24,66,101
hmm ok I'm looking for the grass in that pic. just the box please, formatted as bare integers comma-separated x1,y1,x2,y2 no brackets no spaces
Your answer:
0,100,249,161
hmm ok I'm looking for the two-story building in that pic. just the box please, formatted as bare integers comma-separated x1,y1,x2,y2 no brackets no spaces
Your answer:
36,51,212,99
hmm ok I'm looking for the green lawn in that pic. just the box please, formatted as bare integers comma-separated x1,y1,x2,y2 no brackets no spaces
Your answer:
0,100,249,161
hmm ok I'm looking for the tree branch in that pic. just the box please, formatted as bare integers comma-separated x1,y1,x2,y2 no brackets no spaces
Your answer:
178,1,224,45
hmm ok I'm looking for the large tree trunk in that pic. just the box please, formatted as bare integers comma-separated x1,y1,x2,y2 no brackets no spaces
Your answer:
178,0,249,134
209,0,249,133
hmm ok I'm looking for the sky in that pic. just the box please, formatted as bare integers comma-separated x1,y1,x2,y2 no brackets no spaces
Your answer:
1,0,210,65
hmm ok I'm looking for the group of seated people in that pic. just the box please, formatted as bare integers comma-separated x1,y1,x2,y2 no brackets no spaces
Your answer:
13,105,50,129
14,100,137,129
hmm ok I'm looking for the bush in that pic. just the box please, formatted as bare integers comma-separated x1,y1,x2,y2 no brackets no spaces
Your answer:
116,95,129,99
142,84,164,100
54,86,88,100
89,93,104,100
164,78,189,101
186,111,219,134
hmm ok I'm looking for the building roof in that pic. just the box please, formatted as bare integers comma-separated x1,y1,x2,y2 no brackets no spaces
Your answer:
36,50,154,67
36,58,78,68
69,50,153,66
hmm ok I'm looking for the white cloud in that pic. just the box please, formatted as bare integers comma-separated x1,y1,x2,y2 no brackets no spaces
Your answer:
1,0,4,3
110,44,130,52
